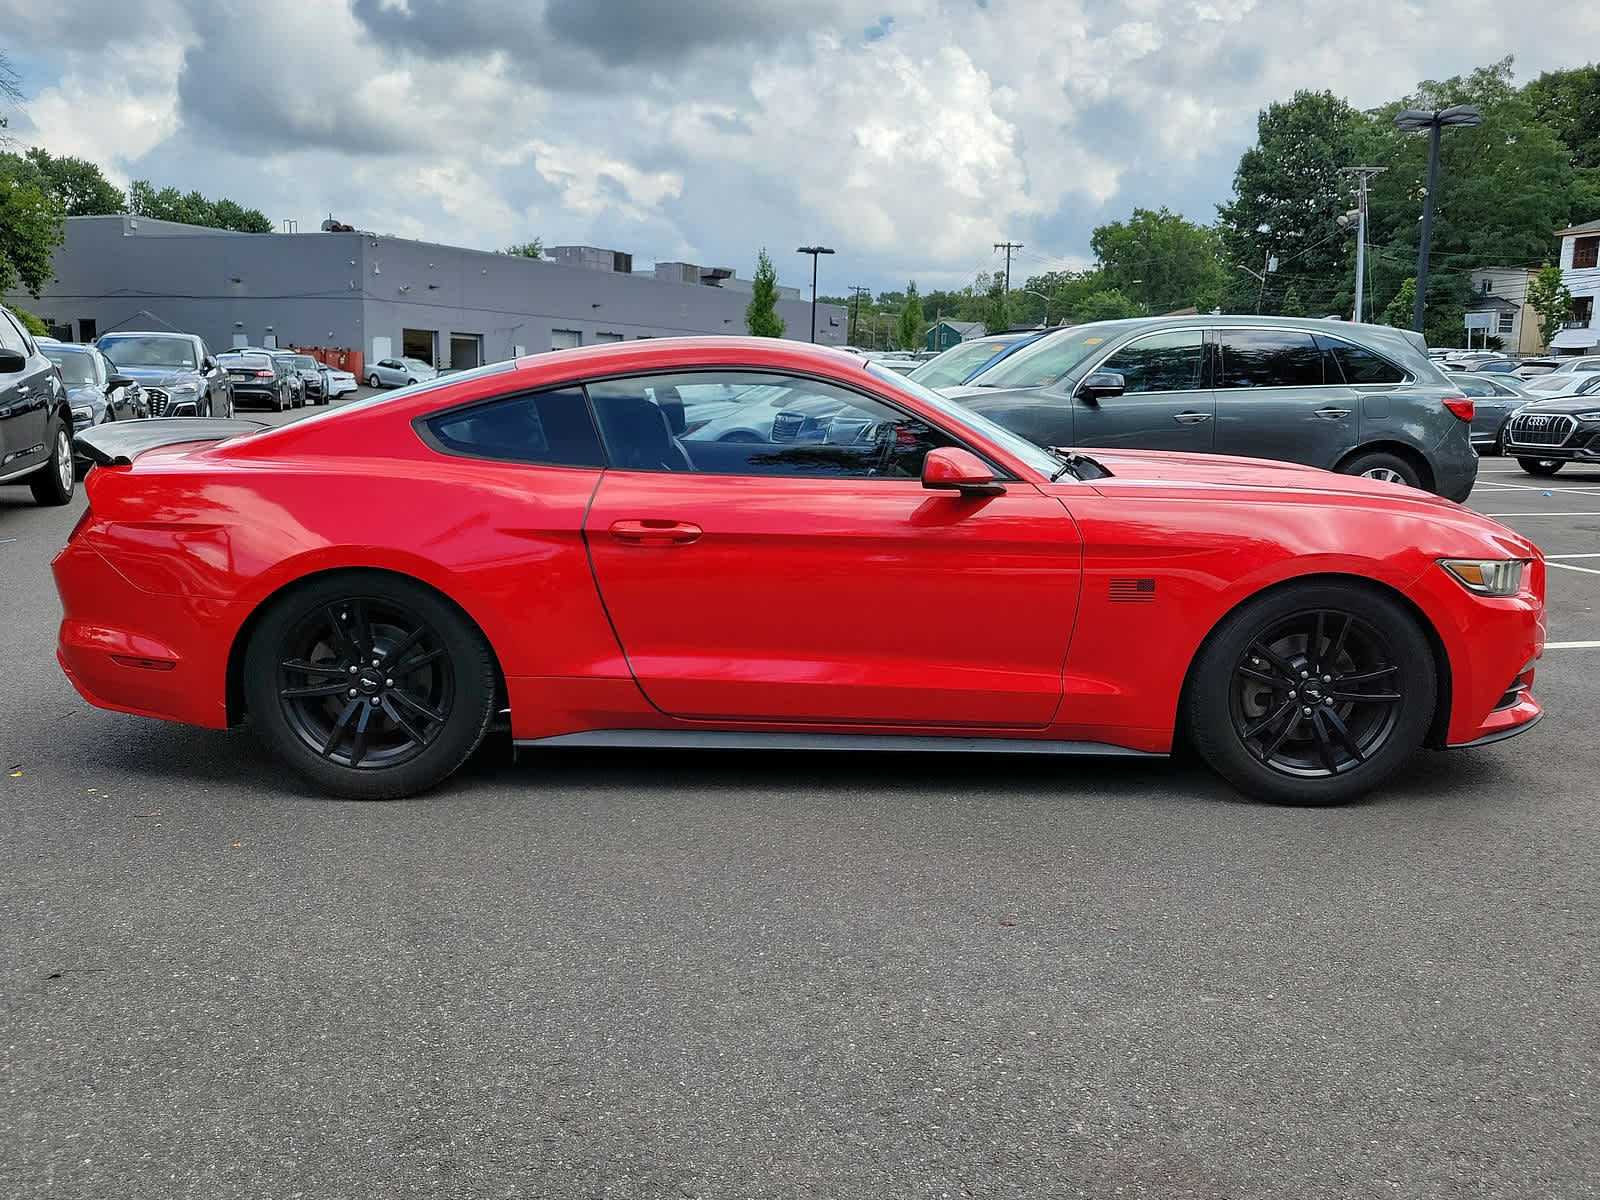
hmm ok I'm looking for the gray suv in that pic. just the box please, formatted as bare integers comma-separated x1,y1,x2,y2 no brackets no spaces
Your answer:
947,316,1478,502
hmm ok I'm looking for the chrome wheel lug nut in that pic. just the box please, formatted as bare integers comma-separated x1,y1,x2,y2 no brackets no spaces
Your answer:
1322,675,1331,683
348,665,359,674
385,678,393,687
1288,690,1297,699
348,688,358,698
1302,706,1313,715
1300,670,1309,679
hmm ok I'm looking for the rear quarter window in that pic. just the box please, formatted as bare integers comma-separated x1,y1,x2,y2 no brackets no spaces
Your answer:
1317,336,1407,385
420,386,605,468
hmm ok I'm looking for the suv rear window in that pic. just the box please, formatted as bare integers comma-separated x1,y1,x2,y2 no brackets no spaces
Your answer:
1316,336,1406,385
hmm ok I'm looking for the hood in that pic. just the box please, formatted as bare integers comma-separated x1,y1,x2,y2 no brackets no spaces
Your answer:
65,384,106,407
940,382,1042,404
1512,394,1600,416
110,365,200,388
1077,446,1458,505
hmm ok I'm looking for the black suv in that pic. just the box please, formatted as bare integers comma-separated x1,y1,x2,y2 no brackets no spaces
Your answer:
0,307,75,505
1501,376,1600,476
947,316,1478,502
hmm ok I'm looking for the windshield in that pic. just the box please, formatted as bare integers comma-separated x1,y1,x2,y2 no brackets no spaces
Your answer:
43,347,96,386
866,361,1064,479
970,325,1122,389
909,340,1018,389
293,356,318,369
403,358,434,370
99,335,197,370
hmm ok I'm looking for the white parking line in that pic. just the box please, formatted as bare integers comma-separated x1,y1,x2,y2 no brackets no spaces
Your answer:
1484,511,1600,518
1546,562,1600,576
1546,553,1600,559
1546,640,1600,649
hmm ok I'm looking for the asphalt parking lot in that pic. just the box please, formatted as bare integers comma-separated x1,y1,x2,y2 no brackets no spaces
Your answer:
3,415,1598,1199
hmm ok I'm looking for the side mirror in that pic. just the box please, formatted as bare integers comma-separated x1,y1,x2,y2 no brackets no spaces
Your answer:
0,349,25,374
203,356,218,371
1077,370,1125,402
107,373,135,392
922,446,1005,497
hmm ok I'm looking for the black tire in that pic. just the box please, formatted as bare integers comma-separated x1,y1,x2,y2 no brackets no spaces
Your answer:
29,423,75,506
1517,457,1563,477
243,572,497,799
1340,451,1421,489
367,374,381,389
1184,581,1436,806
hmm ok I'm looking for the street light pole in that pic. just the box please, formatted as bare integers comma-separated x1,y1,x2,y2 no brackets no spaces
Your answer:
1018,288,1051,326
1394,105,1481,334
796,245,835,343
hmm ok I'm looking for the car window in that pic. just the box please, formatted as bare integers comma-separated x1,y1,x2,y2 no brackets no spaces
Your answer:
1098,330,1205,393
0,310,30,354
968,325,1120,389
421,387,605,468
1216,329,1323,389
909,340,1015,389
100,336,198,369
1447,375,1495,397
1317,336,1406,385
42,347,97,385
588,370,959,479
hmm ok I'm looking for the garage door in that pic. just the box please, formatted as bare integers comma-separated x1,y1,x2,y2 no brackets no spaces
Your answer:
449,334,482,369
551,329,582,350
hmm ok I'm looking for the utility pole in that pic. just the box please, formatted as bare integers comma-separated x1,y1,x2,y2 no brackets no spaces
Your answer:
994,240,1023,314
796,246,835,343
847,285,870,346
1340,166,1385,323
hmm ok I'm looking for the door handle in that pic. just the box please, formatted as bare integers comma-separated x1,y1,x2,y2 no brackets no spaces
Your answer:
1314,407,1352,419
608,519,702,546
1172,411,1211,424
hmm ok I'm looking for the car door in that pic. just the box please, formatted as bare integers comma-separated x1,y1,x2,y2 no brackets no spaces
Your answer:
1068,328,1214,452
582,369,1081,728
1211,327,1359,469
0,309,50,479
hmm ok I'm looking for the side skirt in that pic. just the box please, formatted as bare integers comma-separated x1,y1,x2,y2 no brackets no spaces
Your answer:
516,729,1162,756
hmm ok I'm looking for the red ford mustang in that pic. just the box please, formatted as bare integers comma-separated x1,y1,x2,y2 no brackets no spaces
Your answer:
55,337,1544,805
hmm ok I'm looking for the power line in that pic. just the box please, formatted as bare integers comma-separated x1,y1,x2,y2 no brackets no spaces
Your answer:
993,240,1023,306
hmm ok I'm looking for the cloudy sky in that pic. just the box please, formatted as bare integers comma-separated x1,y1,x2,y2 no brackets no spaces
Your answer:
3,0,1598,294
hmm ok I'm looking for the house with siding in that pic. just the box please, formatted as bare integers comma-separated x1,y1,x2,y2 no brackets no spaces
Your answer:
1552,218,1600,356
1466,268,1542,355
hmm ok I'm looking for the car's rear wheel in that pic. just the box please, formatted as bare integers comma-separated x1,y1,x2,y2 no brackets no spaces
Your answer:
1517,458,1563,476
30,425,75,506
368,373,381,388
244,574,498,799
1184,582,1435,806
1341,451,1421,489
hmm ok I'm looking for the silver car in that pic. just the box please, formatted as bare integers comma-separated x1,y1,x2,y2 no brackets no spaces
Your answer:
365,356,438,388
1447,372,1532,454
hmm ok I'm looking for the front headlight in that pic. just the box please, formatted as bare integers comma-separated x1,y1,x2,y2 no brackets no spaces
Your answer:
1440,559,1527,596
169,382,199,398
70,406,93,422
1576,412,1600,422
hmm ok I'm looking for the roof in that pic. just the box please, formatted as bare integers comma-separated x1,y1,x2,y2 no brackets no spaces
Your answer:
1556,217,1600,238
935,320,984,333
1467,295,1519,312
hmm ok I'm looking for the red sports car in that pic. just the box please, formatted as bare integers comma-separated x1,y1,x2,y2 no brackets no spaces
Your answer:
55,337,1544,805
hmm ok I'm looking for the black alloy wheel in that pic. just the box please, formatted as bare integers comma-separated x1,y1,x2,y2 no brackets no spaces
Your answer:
244,575,497,798
1185,583,1435,805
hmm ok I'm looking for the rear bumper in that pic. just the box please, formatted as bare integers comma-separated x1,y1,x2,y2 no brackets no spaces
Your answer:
53,540,242,729
1429,428,1479,503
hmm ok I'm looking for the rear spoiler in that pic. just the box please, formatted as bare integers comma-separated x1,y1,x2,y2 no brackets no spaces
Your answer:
74,417,270,467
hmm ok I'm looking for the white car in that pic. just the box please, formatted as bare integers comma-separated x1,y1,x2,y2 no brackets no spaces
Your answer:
1516,369,1600,398
325,368,358,398
365,356,438,388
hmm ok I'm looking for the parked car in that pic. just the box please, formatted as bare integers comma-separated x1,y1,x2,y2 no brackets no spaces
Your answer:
366,356,438,388
263,353,307,407
908,331,1047,390
325,368,358,398
0,304,75,505
288,354,328,404
1446,372,1532,454
1512,358,1564,378
1516,369,1600,399
219,350,298,412
949,316,1477,501
1468,359,1529,376
41,342,144,442
96,331,233,418
1501,376,1600,475
59,338,1544,808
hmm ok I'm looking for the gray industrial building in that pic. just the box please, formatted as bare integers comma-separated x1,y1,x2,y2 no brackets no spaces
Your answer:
13,216,846,376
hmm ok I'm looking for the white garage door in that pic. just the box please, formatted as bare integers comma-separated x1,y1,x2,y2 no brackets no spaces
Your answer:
551,329,582,350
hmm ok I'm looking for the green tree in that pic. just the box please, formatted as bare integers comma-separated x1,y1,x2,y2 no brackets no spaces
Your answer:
1379,278,1416,329
0,171,63,297
1217,90,1370,314
1279,285,1306,317
0,147,124,214
505,239,543,258
5,303,47,336
1091,207,1225,312
1069,289,1142,324
1526,264,1574,348
745,247,785,337
1524,64,1600,169
127,179,271,232
896,281,921,350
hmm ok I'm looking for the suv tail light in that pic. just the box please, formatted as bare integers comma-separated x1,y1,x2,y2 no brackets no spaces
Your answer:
1442,396,1475,422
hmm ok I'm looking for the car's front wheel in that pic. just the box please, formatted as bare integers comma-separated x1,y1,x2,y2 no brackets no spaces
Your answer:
1184,582,1436,806
367,374,381,388
244,573,498,799
1517,458,1563,477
